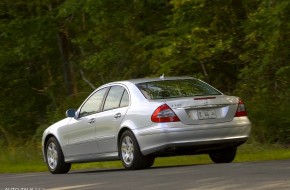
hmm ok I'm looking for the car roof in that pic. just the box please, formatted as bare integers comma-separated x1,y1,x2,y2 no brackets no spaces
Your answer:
98,76,198,90
119,76,196,84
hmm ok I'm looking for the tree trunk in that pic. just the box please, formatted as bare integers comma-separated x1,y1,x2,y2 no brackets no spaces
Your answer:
57,31,76,96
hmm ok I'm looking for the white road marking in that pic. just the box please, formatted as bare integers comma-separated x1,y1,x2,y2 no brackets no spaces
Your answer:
0,173,47,179
47,183,103,190
196,177,222,182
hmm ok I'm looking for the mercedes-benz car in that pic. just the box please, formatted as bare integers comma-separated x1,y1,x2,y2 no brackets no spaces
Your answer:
42,76,251,174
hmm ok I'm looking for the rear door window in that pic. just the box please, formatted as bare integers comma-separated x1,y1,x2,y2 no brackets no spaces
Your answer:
103,86,128,111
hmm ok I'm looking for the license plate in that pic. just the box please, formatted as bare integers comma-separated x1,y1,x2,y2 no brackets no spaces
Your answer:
197,109,217,120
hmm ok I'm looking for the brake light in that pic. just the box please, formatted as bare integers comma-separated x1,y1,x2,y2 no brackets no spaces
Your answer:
151,104,180,123
235,99,247,117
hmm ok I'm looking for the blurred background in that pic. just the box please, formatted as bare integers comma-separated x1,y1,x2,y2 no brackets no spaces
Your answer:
0,0,289,172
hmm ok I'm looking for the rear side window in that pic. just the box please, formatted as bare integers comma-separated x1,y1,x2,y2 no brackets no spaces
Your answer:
120,90,129,107
136,79,221,100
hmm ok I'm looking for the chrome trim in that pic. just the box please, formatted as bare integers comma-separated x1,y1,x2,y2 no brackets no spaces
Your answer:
176,104,232,109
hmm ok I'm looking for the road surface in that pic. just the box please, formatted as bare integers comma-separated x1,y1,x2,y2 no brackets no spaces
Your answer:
0,160,290,190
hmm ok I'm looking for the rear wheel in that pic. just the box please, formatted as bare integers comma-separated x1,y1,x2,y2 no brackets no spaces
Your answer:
119,130,154,170
209,147,237,163
45,137,71,174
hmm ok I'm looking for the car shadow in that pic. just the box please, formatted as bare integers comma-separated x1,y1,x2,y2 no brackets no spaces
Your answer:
69,163,211,174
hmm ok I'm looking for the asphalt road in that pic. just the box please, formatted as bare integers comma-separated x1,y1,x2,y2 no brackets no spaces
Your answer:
1,160,290,190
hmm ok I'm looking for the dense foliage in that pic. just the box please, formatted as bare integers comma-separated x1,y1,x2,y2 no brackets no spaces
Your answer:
0,0,289,144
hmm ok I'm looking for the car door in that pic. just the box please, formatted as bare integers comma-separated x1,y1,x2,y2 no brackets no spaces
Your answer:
95,85,130,153
65,87,108,157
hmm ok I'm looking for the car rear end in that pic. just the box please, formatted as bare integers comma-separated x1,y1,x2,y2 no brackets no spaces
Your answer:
130,77,251,156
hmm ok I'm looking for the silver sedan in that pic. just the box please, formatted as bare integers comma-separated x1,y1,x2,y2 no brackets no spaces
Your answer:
42,76,251,174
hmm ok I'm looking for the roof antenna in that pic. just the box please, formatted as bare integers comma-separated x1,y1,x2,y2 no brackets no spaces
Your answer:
160,73,165,80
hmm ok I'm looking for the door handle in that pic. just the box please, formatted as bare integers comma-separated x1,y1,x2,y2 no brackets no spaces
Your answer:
88,118,95,124
114,113,121,119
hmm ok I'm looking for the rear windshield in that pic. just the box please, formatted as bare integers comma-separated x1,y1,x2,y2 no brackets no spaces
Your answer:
136,79,221,100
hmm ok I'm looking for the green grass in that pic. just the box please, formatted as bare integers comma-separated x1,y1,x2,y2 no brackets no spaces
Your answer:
0,142,289,173
0,145,47,173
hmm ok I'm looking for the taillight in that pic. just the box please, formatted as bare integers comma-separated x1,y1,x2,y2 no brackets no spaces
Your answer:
235,99,247,117
151,104,180,123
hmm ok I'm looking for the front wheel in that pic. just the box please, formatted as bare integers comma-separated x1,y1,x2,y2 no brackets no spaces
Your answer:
209,147,237,163
119,130,154,170
45,137,71,174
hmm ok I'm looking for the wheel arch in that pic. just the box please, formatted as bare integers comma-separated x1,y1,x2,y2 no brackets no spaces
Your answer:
117,127,142,158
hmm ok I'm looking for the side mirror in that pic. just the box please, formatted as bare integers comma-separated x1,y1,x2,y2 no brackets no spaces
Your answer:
66,109,76,118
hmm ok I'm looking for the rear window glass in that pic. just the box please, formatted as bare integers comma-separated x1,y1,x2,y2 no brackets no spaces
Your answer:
136,79,221,100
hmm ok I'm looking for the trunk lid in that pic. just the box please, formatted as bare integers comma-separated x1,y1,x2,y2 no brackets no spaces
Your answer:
158,95,239,125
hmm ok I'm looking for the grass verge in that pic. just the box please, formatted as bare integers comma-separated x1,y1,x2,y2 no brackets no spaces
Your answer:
0,142,289,173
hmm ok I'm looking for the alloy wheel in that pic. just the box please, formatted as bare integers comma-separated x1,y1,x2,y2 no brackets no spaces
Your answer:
121,136,135,165
47,142,58,170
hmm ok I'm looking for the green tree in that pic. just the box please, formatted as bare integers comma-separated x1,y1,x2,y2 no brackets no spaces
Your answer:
140,0,249,93
237,0,290,143
0,0,289,144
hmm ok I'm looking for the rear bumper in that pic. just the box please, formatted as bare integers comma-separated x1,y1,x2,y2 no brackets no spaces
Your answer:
133,117,251,155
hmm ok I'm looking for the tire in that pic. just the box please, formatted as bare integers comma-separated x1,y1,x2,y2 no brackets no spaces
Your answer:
45,137,71,174
209,147,237,164
144,156,155,168
119,130,153,170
